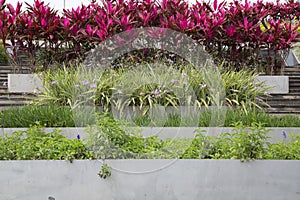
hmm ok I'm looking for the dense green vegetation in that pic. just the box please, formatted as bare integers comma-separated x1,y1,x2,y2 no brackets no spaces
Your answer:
1,116,299,161
0,123,92,160
1,105,300,128
85,115,300,160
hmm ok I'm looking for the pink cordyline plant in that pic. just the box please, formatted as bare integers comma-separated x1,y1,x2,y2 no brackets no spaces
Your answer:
0,0,299,74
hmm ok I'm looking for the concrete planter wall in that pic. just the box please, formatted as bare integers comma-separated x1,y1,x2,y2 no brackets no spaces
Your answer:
1,127,299,143
1,127,299,199
8,74,43,93
7,73,289,94
0,160,299,200
285,49,300,66
256,76,289,94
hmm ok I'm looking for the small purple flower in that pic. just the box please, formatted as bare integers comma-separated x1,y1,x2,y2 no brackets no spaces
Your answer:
34,89,41,94
101,102,105,109
152,89,160,95
90,83,97,89
264,91,270,95
241,85,247,89
139,92,145,95
230,88,235,92
164,89,171,93
167,59,174,63
2,82,7,87
1,118,4,125
199,84,206,89
255,97,262,102
77,134,81,140
50,81,58,86
82,80,89,86
282,131,287,139
171,79,180,84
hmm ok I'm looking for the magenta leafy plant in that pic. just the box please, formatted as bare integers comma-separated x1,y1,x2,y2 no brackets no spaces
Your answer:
0,0,299,74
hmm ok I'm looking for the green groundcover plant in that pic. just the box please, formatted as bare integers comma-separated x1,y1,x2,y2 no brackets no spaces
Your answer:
1,105,300,127
85,115,300,160
0,123,92,160
1,116,299,161
0,105,77,127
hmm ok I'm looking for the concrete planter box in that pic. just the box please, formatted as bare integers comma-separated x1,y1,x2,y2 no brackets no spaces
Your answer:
0,159,299,200
8,74,43,93
285,49,300,66
1,127,299,199
256,76,289,94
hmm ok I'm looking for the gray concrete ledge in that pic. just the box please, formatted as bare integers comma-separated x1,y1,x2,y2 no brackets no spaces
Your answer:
1,127,299,143
256,76,289,94
8,74,43,93
0,160,299,200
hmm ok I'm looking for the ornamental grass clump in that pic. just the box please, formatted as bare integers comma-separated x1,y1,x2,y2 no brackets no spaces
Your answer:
34,62,269,115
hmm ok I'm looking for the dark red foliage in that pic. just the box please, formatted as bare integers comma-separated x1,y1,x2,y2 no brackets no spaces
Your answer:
0,0,299,74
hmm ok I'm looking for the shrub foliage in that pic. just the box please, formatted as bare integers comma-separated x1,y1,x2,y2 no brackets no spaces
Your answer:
0,0,299,73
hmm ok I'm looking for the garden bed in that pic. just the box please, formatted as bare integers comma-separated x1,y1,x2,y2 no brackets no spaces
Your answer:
1,110,299,200
1,0,300,199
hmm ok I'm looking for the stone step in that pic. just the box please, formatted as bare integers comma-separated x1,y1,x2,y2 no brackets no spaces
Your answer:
289,80,300,84
290,77,300,79
0,66,13,70
0,91,35,95
264,98,300,103
265,104,300,108
263,96,300,101
0,66,31,74
0,69,14,74
263,93,300,97
263,98,300,104
289,88,300,93
284,68,300,71
266,109,300,114
284,69,300,73
0,100,32,104
0,88,8,93
266,106,300,111
290,84,300,88
0,105,30,111
289,76,300,83
0,96,33,101
284,74,300,77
